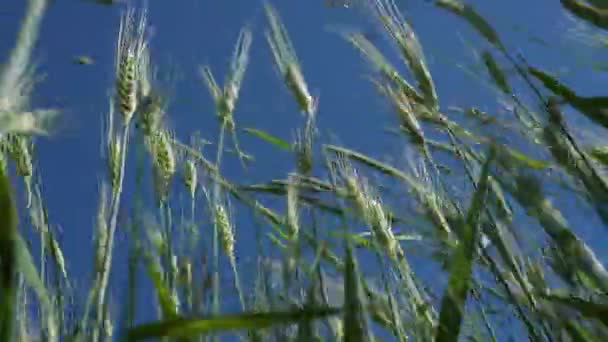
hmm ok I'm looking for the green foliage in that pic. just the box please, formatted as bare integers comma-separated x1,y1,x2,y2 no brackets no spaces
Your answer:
126,307,341,340
2,0,608,341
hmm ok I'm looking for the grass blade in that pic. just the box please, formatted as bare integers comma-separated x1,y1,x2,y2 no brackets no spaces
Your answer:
243,127,292,151
127,307,341,340
434,0,503,49
343,240,371,342
144,256,178,319
528,66,608,129
435,147,495,342
560,0,608,30
481,51,512,94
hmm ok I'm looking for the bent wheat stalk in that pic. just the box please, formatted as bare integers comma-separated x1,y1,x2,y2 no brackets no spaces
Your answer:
90,6,148,341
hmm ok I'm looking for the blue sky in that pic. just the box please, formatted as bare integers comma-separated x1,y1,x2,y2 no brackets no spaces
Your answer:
3,0,608,339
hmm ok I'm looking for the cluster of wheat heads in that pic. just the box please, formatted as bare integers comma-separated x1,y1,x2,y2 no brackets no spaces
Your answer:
1,0,608,341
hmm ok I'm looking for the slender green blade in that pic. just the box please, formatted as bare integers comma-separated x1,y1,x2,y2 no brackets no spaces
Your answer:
481,51,512,94
127,307,341,340
560,0,608,30
343,241,371,342
243,127,292,151
435,0,503,49
528,66,608,129
144,257,178,319
435,147,495,342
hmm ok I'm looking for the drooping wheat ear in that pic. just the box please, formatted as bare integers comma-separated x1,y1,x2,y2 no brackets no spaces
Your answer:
115,6,148,125
48,233,67,283
335,157,366,215
214,203,235,264
406,153,453,239
222,27,252,122
5,134,32,177
294,109,316,175
200,26,252,130
149,129,176,203
182,159,197,200
294,132,310,176
264,2,317,117
200,66,234,131
264,2,297,74
373,80,424,144
334,155,399,259
136,45,165,137
366,197,398,256
369,0,438,110
285,63,316,117
285,173,300,240
5,134,33,207
137,89,164,137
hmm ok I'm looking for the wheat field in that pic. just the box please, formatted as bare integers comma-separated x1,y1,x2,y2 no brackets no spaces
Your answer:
1,0,608,341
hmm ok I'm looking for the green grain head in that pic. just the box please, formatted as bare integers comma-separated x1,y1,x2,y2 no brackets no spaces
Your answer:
335,156,400,259
265,2,317,117
114,6,148,125
107,137,121,193
214,203,235,264
5,134,32,177
182,159,197,200
150,129,176,203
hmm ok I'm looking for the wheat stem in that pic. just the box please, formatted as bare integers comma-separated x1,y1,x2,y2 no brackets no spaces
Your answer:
93,124,130,342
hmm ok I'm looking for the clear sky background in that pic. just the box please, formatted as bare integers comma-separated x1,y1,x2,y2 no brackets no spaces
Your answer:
3,0,608,339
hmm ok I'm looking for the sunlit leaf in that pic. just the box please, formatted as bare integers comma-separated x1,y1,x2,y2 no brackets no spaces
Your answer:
127,307,341,340
243,127,292,151
528,66,608,129
561,0,608,30
481,51,512,94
